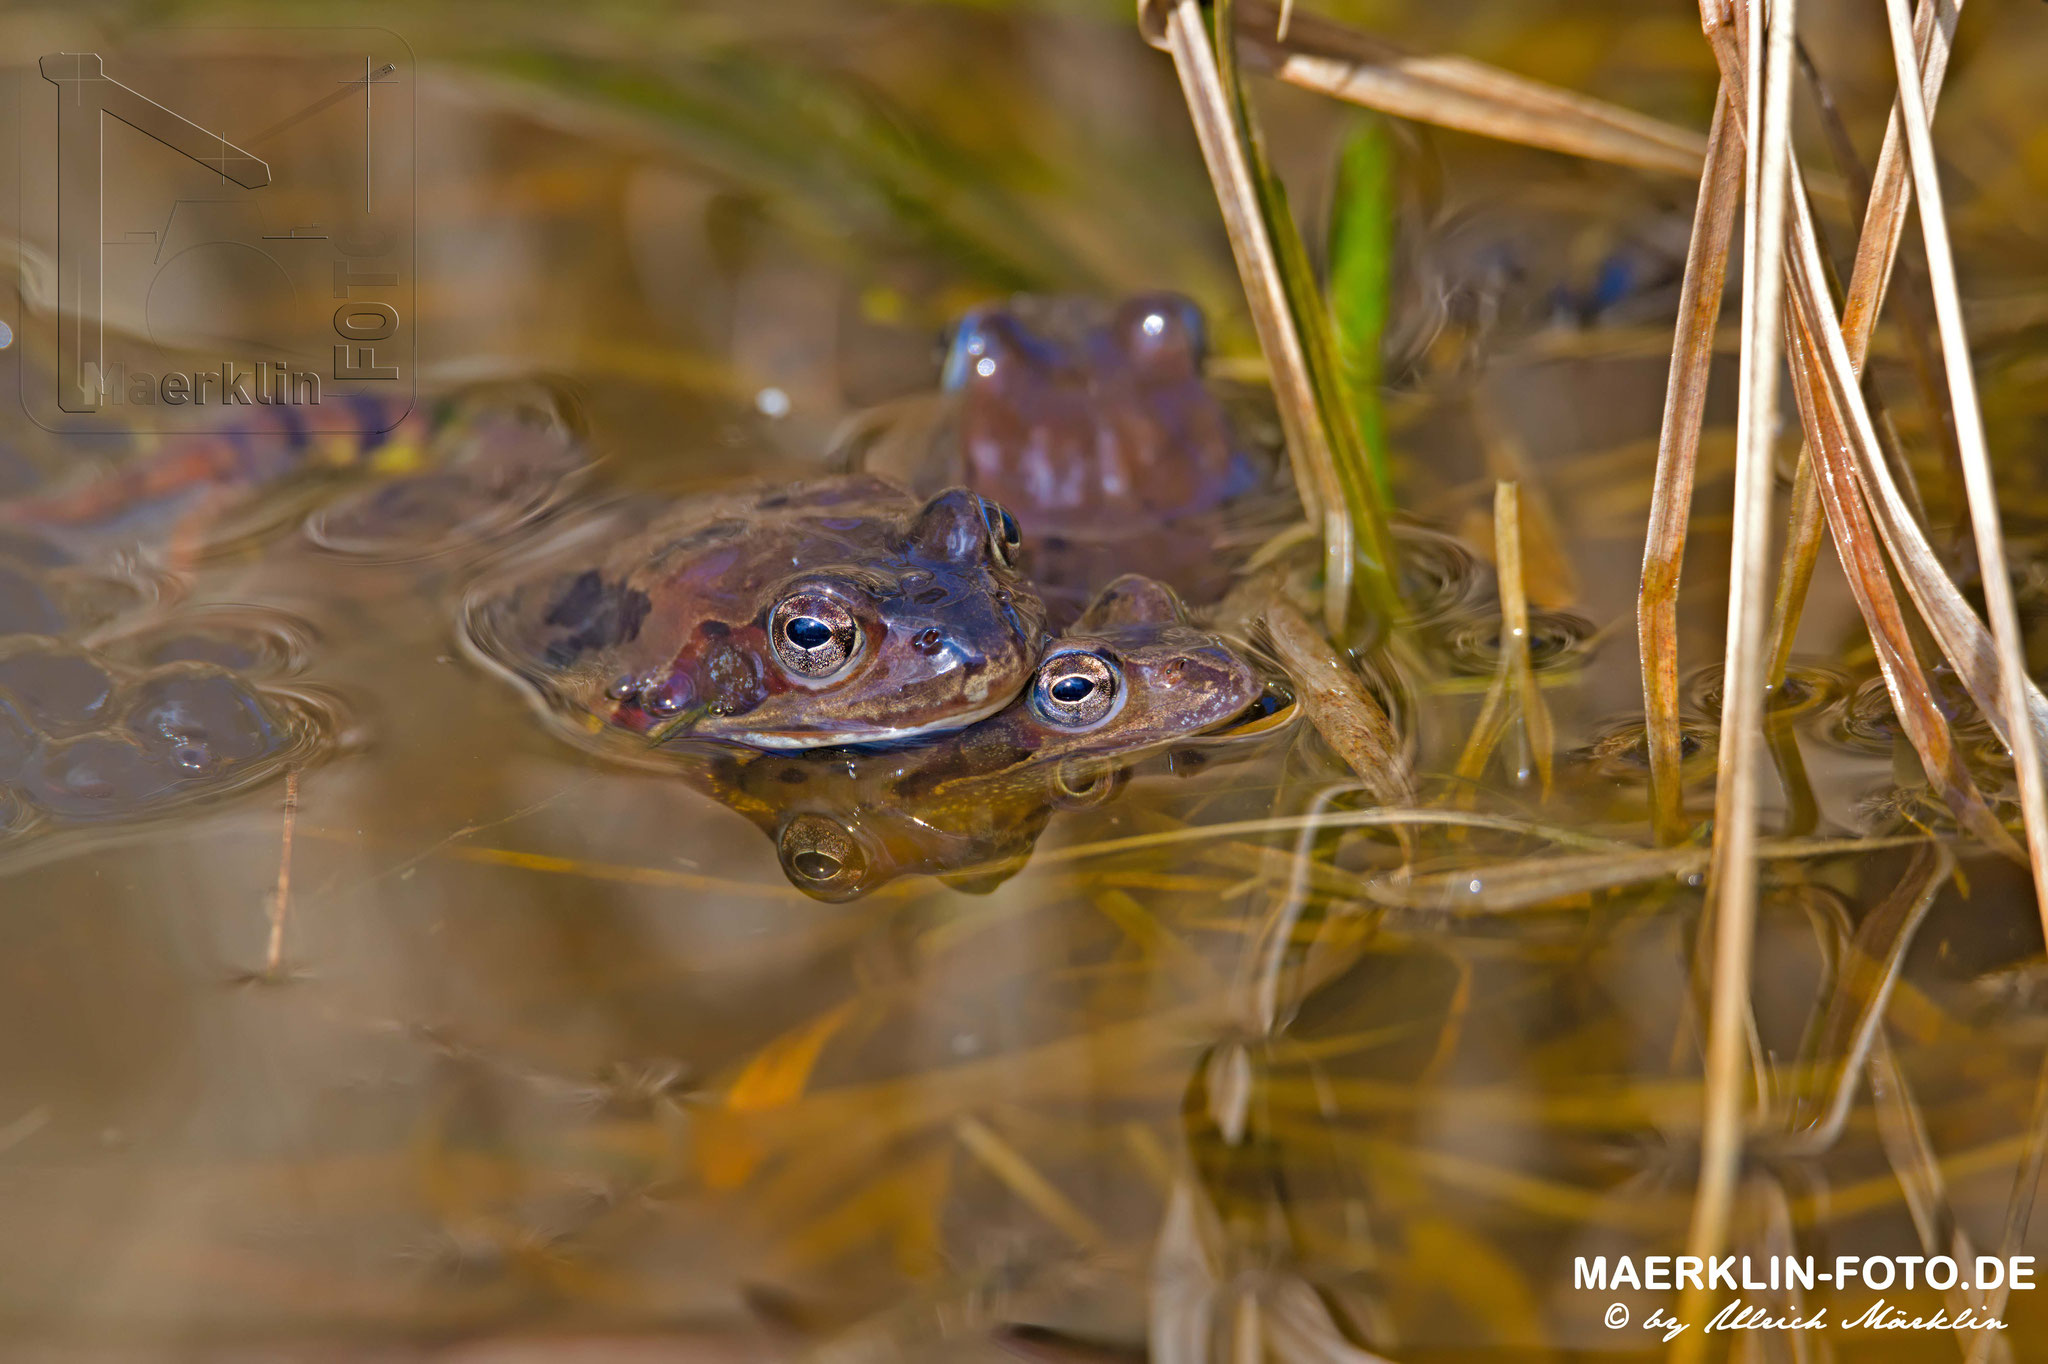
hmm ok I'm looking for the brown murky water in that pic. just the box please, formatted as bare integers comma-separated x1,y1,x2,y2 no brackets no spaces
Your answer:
5,1,2048,1359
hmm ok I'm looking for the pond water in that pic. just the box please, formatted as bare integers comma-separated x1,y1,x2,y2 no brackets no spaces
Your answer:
3,1,2048,1359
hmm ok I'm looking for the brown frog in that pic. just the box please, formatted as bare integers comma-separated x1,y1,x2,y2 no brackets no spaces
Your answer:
697,574,1288,899
460,475,1048,749
848,294,1286,622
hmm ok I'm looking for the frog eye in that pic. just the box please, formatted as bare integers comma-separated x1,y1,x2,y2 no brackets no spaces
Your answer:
1033,650,1122,730
778,814,869,900
770,592,862,680
1116,292,1208,369
940,310,1031,391
981,498,1022,567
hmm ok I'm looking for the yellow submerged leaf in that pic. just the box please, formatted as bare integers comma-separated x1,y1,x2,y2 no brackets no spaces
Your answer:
727,997,860,1114
698,998,862,1190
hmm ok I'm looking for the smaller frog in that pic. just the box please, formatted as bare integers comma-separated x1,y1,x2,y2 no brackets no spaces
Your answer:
698,574,1286,900
461,475,1047,750
849,294,1285,622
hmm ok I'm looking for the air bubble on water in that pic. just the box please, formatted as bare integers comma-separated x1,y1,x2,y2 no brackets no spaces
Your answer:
754,387,791,419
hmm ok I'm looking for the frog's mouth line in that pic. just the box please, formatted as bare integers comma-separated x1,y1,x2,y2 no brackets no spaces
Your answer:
1203,675,1298,739
730,689,1021,750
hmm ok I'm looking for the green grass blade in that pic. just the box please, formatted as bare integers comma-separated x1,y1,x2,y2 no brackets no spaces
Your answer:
1209,0,1402,630
1326,120,1397,505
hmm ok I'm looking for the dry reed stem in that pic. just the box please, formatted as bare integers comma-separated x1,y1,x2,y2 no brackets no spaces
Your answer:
1040,807,1629,868
1143,0,1354,630
1879,0,2048,942
1701,0,2020,858
1798,29,1964,493
1680,0,1797,1349
265,768,300,978
1453,482,1553,794
1228,0,1706,178
1783,292,2018,857
1760,0,1962,684
1359,834,1918,913
1761,451,1823,689
1262,600,1415,808
1639,89,1743,846
1844,0,1963,361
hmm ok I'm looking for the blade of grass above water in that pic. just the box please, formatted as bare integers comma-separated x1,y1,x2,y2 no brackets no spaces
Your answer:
1143,0,1402,634
1209,0,1403,631
1327,119,1396,506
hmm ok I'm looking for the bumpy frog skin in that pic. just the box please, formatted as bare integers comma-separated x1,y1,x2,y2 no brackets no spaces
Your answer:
460,475,1048,749
699,574,1281,900
940,294,1256,526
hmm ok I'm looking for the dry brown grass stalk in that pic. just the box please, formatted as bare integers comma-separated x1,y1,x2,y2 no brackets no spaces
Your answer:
1231,0,1706,178
1141,0,1356,630
1263,599,1415,808
1639,90,1742,846
1783,290,2019,856
1453,481,1554,795
1679,0,1798,1346
1879,0,2048,939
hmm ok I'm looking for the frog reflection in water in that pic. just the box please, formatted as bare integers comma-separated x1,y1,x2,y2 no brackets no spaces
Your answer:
695,574,1281,900
462,475,1047,749
852,294,1285,622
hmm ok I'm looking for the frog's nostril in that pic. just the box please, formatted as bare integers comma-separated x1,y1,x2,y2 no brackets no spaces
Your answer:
913,627,946,655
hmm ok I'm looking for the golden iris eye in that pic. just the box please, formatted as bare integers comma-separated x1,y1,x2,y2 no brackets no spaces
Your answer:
1034,651,1121,729
770,593,862,680
981,498,1022,567
778,814,867,899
